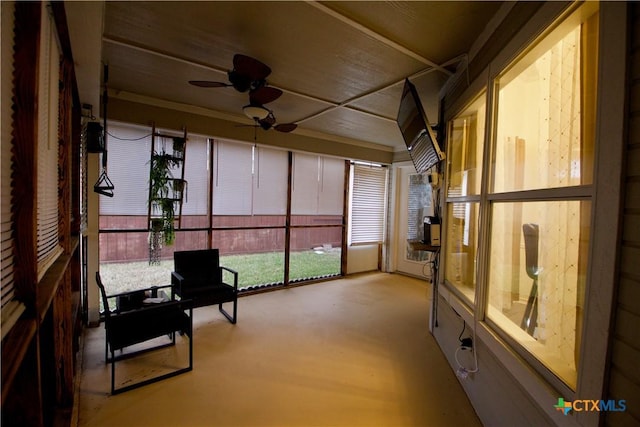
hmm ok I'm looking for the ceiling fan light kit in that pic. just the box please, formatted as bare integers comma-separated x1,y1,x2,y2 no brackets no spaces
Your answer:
243,105,270,120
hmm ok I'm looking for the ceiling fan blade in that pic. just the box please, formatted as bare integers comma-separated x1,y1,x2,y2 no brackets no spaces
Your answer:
250,87,283,105
257,114,276,130
189,80,230,88
258,121,273,131
274,123,297,133
233,54,271,82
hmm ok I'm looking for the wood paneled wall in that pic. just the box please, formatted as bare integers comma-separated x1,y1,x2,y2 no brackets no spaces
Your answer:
605,4,640,426
1,2,82,426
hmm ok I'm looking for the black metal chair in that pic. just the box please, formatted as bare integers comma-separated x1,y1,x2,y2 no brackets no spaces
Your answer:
172,249,238,324
96,272,193,394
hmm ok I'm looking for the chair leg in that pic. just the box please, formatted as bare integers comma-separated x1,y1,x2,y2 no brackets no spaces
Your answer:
111,349,116,395
189,320,193,370
219,299,237,324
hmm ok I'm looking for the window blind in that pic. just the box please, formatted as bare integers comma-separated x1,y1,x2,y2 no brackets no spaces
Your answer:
318,157,344,215
36,3,62,278
1,0,25,338
291,153,319,215
212,140,253,215
292,153,344,215
182,135,209,215
98,124,151,216
350,164,387,244
253,146,288,215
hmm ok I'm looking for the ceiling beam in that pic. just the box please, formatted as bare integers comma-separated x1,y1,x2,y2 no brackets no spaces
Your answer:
295,66,440,125
102,36,402,125
305,1,453,76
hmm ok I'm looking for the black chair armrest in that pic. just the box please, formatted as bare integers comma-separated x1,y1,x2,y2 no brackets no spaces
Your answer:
105,284,174,301
172,271,185,295
221,266,238,291
111,299,189,320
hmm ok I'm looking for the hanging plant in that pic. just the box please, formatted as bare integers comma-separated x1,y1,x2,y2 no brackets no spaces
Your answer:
149,218,164,265
149,151,179,247
159,197,176,245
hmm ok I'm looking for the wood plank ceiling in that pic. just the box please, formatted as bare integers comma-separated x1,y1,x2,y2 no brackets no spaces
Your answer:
96,1,503,153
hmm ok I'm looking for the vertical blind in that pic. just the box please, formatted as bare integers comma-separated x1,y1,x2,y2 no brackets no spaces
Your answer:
36,3,63,278
349,163,387,244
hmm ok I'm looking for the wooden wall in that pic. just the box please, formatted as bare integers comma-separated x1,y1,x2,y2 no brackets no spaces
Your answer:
605,3,640,425
1,2,82,426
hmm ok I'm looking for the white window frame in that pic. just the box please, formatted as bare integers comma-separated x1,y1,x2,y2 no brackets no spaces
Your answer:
438,2,626,424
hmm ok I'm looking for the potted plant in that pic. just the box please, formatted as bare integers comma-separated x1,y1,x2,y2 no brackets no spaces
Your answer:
172,137,186,159
173,178,186,202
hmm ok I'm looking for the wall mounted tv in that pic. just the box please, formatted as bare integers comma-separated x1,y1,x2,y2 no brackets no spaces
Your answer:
396,79,445,174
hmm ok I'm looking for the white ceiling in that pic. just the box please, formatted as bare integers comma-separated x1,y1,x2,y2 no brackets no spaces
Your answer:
67,1,504,155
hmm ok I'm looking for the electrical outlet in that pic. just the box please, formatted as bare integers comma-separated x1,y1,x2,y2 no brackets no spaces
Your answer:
461,338,473,349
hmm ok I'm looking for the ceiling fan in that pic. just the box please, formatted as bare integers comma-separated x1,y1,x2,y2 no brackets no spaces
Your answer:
189,54,297,133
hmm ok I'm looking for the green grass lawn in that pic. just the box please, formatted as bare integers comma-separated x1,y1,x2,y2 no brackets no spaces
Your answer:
99,249,341,296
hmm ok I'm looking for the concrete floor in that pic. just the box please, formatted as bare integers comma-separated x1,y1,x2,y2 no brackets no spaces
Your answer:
76,272,482,427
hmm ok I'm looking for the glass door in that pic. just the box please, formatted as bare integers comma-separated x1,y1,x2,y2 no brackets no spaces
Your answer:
394,166,435,279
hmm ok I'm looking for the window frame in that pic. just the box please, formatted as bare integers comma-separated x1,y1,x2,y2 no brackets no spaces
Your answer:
439,2,626,421
442,91,486,306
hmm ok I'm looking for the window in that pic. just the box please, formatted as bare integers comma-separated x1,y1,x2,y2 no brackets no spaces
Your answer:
485,10,597,390
349,163,387,245
444,93,485,303
443,4,598,391
487,201,590,388
444,202,479,303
